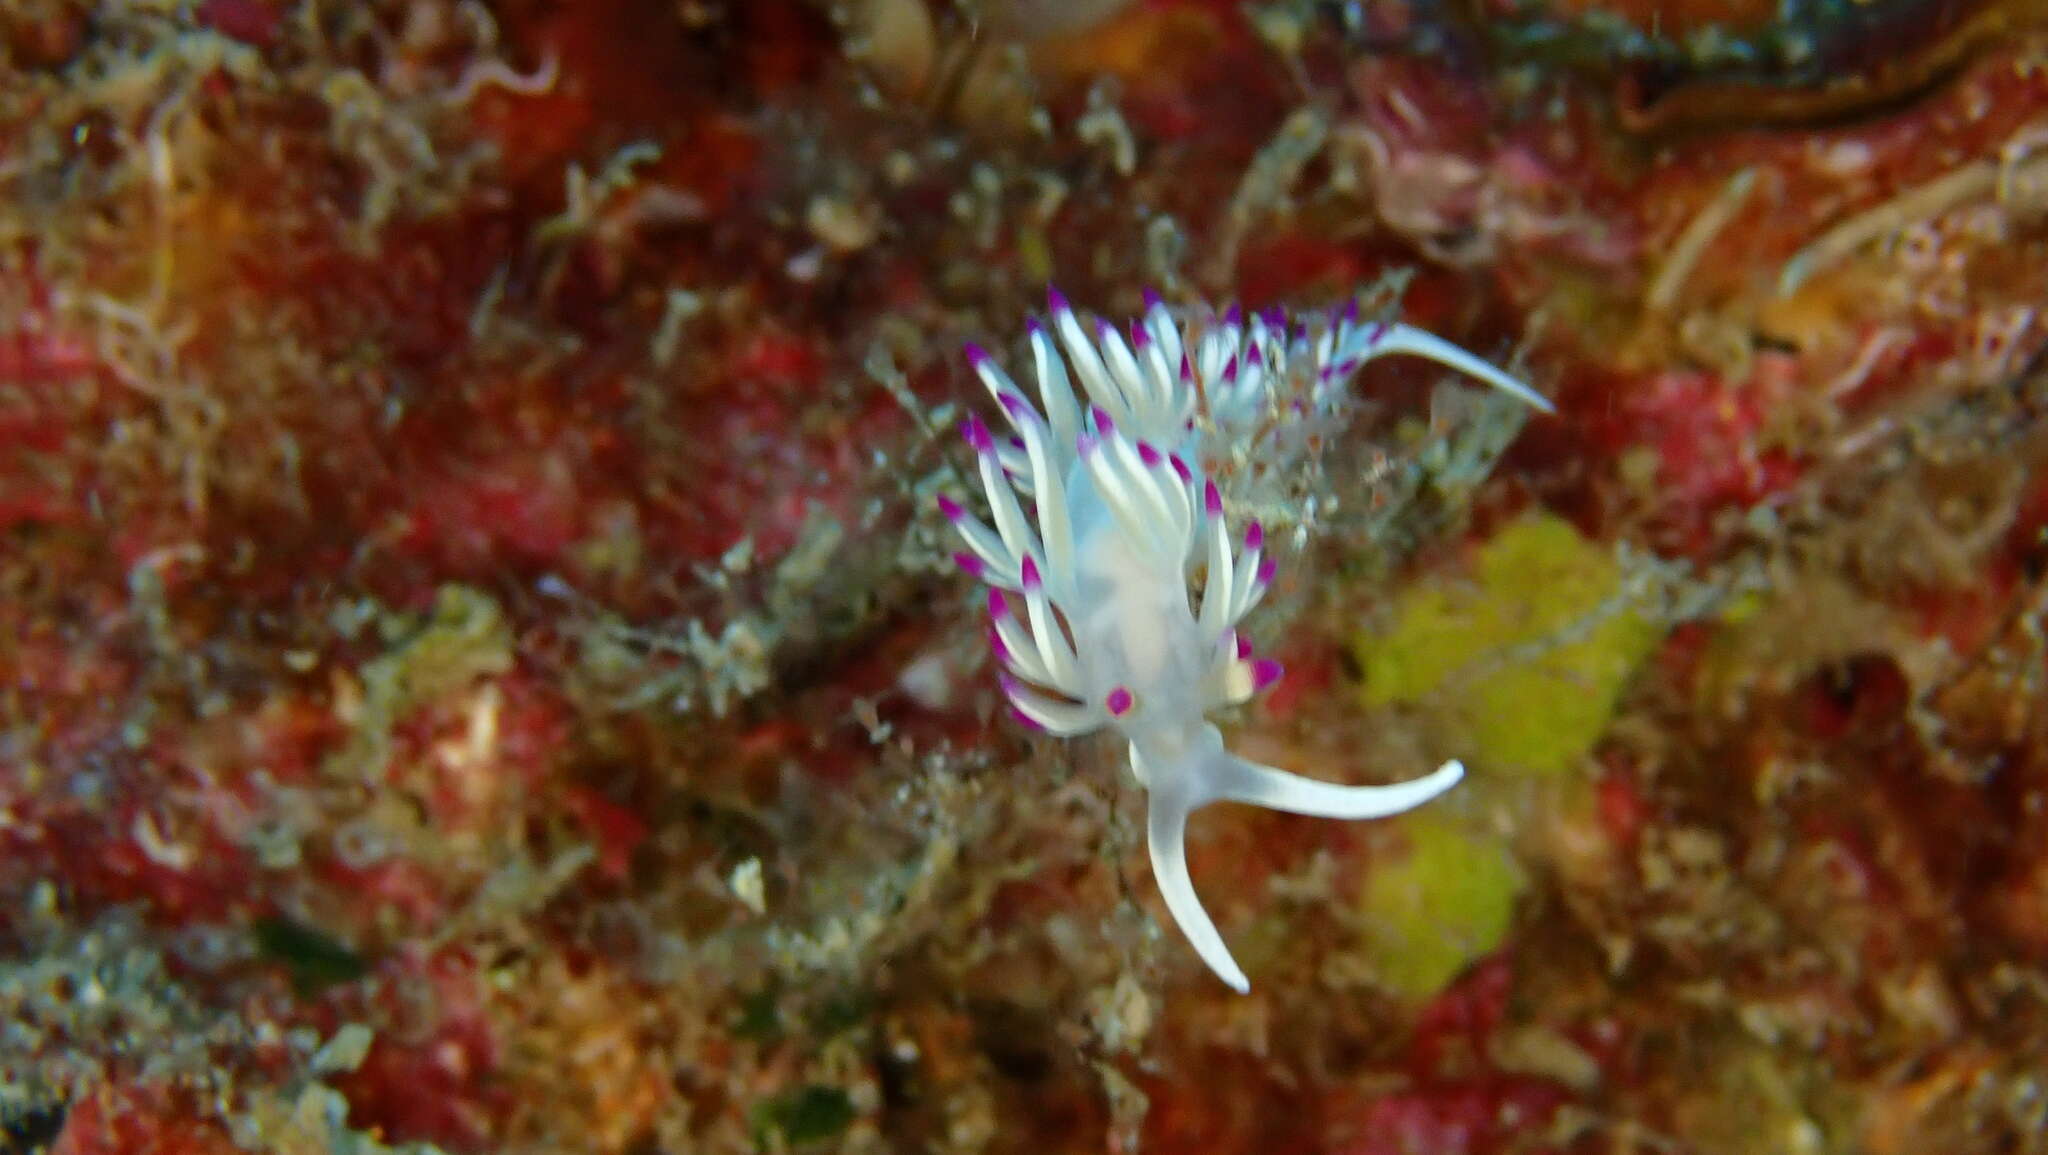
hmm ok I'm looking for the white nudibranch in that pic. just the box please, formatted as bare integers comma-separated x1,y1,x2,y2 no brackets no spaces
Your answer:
942,287,1552,993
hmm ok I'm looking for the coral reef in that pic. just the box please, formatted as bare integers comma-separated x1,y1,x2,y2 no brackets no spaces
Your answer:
3,0,2047,1152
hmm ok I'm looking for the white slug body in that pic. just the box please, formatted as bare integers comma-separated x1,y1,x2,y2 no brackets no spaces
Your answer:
943,289,1550,992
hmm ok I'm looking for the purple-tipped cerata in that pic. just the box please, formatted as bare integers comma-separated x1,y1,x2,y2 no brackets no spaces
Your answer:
962,413,995,454
1106,685,1135,717
935,285,1551,993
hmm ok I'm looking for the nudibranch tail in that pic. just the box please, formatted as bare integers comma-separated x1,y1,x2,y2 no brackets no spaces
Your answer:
945,288,1551,992
1349,322,1557,414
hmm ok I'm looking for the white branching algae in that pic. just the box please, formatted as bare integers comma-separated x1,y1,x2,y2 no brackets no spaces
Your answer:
944,288,1552,991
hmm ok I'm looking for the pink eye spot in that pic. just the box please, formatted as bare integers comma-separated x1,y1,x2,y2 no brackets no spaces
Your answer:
1106,686,1135,717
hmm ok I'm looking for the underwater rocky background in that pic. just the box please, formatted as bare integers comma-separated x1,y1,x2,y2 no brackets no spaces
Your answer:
2,1,2047,1152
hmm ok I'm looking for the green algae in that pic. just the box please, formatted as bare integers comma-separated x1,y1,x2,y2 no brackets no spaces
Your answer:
1356,811,1525,999
253,916,369,995
1356,513,1662,777
756,1084,856,1146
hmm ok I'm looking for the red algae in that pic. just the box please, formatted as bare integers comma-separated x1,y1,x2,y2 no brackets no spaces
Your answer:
47,1086,243,1155
4,0,2048,1152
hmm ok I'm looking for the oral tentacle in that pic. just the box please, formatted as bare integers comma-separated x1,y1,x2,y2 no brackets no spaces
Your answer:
1146,787,1249,995
1208,755,1467,821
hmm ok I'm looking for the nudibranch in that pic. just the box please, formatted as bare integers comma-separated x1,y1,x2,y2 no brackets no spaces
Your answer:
943,289,1552,992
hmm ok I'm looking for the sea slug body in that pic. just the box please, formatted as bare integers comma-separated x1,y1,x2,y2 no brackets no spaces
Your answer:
944,289,1551,992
